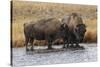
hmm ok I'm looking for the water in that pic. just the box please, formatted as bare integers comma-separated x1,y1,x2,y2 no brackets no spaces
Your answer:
12,44,97,67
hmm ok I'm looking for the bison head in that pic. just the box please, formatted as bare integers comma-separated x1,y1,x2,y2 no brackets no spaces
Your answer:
59,23,69,39
75,24,87,42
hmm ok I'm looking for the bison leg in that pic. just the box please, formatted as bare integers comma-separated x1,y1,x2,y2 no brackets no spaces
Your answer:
75,41,81,48
63,44,66,48
30,38,34,51
48,39,53,49
48,43,53,49
70,44,74,48
25,38,29,51
63,40,66,48
66,41,70,48
70,41,74,48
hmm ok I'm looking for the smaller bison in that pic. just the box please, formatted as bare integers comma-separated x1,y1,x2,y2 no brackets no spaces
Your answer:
67,24,86,48
62,13,87,48
24,18,69,51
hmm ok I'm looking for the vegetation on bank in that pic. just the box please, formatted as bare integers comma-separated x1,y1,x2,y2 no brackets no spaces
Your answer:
12,1,97,47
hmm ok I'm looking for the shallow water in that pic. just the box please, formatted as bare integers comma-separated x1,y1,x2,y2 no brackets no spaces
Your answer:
12,44,97,67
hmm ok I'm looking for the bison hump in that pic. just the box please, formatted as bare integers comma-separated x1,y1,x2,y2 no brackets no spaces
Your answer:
33,18,61,33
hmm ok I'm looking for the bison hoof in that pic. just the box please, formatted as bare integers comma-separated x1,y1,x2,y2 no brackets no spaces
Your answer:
70,45,75,48
47,47,53,50
78,46,85,49
62,46,66,48
67,45,70,48
75,45,81,48
26,49,30,51
75,45,85,49
31,48,34,51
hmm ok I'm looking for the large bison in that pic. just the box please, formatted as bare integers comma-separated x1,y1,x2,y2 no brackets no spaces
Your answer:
62,13,86,48
24,18,69,51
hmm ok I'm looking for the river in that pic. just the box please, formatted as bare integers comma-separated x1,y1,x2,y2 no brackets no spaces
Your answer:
12,44,97,67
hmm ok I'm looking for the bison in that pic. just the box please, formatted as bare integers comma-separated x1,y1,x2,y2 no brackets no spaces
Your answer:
24,18,69,51
62,13,87,48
